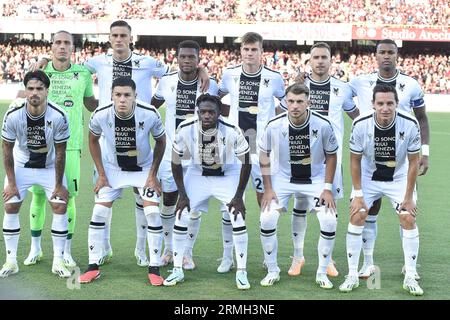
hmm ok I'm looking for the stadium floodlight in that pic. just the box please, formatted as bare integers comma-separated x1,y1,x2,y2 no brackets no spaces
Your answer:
215,36,224,43
206,35,214,43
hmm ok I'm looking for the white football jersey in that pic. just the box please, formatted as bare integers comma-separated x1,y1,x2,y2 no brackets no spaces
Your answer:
349,109,421,181
153,71,219,160
2,101,70,168
259,111,338,184
349,70,425,113
89,101,165,171
218,65,286,151
84,52,169,106
173,116,249,176
304,75,356,163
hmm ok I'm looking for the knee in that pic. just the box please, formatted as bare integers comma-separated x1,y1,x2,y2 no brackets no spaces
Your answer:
350,211,367,226
5,203,21,213
260,208,279,230
51,203,67,214
163,191,178,207
174,209,190,228
317,208,337,232
190,211,202,220
399,212,416,229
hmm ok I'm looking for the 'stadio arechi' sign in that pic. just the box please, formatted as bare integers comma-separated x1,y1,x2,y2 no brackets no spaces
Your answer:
352,26,450,42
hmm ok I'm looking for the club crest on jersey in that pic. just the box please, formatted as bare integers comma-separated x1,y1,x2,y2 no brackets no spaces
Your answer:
399,131,405,140
46,120,52,128
312,129,318,138
134,60,140,68
73,72,79,80
263,78,270,87
398,83,405,92
139,121,144,130
333,87,339,96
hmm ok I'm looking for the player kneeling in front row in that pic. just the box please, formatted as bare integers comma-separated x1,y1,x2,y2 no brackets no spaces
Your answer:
78,77,166,285
339,84,423,296
1,70,71,278
259,83,338,289
164,94,252,290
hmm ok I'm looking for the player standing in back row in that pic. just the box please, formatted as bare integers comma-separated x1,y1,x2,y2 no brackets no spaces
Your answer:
349,39,429,280
216,32,286,273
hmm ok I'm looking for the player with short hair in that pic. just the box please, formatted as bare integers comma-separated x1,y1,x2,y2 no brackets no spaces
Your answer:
164,94,251,290
151,40,219,270
258,83,338,288
216,32,286,273
1,70,70,278
349,39,429,279
289,42,360,277
339,84,422,296
78,77,166,285
23,30,97,268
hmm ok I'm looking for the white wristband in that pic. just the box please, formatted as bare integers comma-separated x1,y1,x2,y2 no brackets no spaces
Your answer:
421,144,429,156
324,183,333,191
353,189,363,197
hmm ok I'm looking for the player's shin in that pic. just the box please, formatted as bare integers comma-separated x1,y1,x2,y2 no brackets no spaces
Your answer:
3,213,20,264
30,191,46,254
185,211,201,258
144,205,163,267
51,213,68,263
346,223,364,277
231,213,248,270
317,207,337,275
260,208,280,273
292,204,307,259
134,194,147,255
65,197,76,256
402,226,419,278
172,209,190,268
89,204,111,265
160,204,176,252
362,214,377,266
221,208,234,260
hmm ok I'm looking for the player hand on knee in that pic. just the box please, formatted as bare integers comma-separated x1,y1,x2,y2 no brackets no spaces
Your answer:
350,196,368,216
144,175,162,197
398,198,417,217
319,189,336,213
51,185,68,203
261,188,278,213
175,194,190,219
227,197,246,221
3,184,20,202
93,174,111,194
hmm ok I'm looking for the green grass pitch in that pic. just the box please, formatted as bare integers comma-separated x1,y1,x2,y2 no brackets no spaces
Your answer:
0,101,449,300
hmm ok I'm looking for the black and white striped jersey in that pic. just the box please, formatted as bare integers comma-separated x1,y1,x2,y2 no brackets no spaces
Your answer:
349,109,421,181
2,101,70,168
89,101,165,172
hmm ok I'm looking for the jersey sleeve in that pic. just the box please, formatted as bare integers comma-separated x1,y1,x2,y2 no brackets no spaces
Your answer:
88,113,102,136
407,122,421,154
342,83,357,112
149,57,169,79
54,113,70,144
1,111,17,142
218,70,230,95
234,127,250,157
258,125,272,154
323,122,338,154
348,76,360,98
207,78,220,95
349,121,364,154
82,56,98,74
83,70,95,98
410,81,425,109
150,110,165,139
153,77,166,102
172,128,186,157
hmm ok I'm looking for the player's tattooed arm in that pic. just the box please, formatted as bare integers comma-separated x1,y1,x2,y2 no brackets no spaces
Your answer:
227,154,251,220
171,150,190,217
53,141,68,202
147,134,166,196
2,140,20,201
413,107,429,176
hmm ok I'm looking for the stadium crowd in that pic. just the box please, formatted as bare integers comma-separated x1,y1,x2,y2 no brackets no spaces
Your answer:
1,0,448,25
0,40,448,94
